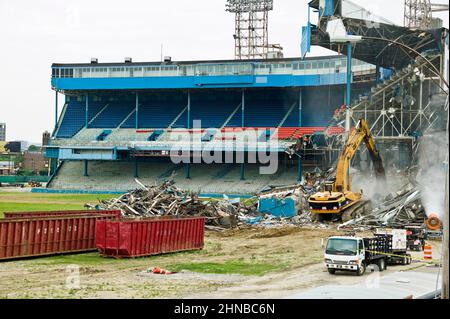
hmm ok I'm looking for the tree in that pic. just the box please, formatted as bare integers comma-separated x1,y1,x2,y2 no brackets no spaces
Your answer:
28,145,40,152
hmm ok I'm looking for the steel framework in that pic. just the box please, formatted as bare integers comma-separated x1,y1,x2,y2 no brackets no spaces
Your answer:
226,0,274,59
328,53,450,169
351,55,445,136
404,0,449,29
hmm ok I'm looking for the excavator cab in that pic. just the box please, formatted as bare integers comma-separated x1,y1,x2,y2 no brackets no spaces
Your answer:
324,182,334,193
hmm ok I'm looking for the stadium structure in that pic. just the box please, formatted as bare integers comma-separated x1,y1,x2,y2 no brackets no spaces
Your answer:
45,0,449,195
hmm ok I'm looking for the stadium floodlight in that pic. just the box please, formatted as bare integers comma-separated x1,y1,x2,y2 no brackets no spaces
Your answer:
226,0,273,13
225,0,276,59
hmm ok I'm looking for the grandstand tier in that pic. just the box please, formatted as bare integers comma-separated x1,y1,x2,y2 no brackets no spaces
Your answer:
48,56,376,194
48,160,300,194
54,86,371,139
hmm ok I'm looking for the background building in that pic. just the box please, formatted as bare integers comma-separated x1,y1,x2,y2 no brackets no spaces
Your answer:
0,160,15,175
22,152,48,175
0,123,5,141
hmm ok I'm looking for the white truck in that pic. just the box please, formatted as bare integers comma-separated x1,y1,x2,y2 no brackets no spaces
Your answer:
324,229,412,276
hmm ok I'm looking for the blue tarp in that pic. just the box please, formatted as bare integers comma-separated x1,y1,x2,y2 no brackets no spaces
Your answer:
258,197,297,218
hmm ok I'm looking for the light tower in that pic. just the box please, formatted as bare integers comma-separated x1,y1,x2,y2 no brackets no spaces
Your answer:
404,0,449,29
226,0,280,60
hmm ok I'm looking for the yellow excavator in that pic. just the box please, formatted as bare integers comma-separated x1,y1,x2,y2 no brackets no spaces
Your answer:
308,119,386,222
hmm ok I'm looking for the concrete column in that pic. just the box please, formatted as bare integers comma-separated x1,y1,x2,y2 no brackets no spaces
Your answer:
85,93,89,128
345,42,352,133
240,90,245,181
186,90,191,179
299,89,303,127
185,163,191,179
297,155,302,182
55,90,58,130
241,90,245,128
240,162,245,181
187,91,191,129
134,158,139,178
135,92,139,129
84,160,89,177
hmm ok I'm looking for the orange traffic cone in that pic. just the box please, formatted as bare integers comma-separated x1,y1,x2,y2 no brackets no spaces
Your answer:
152,267,162,274
152,267,173,275
423,243,433,261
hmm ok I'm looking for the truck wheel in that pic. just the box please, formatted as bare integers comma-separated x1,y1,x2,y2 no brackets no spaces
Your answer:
356,263,366,276
327,269,336,275
402,256,408,265
407,256,412,265
377,258,386,272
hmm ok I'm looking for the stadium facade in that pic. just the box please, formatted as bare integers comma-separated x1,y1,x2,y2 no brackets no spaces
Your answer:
46,56,377,194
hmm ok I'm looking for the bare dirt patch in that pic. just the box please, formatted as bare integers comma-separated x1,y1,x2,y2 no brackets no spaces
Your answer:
0,227,342,299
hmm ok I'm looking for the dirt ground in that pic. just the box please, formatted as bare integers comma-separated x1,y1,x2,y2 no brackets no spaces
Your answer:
0,226,441,299
0,226,339,299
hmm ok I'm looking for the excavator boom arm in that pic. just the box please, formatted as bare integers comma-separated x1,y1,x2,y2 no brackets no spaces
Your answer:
334,119,386,192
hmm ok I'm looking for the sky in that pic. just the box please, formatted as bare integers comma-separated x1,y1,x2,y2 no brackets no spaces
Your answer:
0,0,448,143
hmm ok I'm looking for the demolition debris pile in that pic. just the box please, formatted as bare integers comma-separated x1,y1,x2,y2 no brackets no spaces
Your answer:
86,178,326,229
86,179,256,229
339,182,426,230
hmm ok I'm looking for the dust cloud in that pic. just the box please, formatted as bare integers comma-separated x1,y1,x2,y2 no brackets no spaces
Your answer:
416,131,449,219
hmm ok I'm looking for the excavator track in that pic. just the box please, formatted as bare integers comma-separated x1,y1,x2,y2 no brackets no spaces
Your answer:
341,200,372,223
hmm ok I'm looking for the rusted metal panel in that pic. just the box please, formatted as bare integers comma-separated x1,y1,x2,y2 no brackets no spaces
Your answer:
96,217,205,258
3,210,122,219
0,214,117,261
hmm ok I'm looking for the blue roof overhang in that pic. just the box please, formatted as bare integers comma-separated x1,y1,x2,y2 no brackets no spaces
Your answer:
46,143,289,155
51,73,347,91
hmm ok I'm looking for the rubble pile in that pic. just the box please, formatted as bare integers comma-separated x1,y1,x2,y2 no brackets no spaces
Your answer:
339,183,426,230
238,183,329,228
86,179,256,229
85,178,326,230
238,211,331,229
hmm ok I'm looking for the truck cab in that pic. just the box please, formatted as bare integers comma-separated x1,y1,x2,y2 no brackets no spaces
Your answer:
325,230,410,276
324,236,366,276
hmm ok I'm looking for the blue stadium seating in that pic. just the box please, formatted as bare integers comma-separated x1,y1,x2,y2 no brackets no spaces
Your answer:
189,102,238,128
226,110,243,127
136,103,186,128
300,87,344,126
55,88,341,138
244,104,288,127
90,103,135,128
224,91,296,127
121,111,136,128
282,107,300,127
56,101,104,138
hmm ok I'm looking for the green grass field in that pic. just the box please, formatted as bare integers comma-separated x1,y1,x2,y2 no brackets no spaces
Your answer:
167,260,284,276
0,192,117,218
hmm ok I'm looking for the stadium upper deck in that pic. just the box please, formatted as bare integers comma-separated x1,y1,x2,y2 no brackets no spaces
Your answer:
51,55,375,90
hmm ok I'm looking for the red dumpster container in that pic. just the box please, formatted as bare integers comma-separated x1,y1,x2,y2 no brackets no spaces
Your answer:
96,217,205,258
3,210,122,219
0,214,117,261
